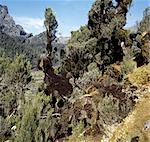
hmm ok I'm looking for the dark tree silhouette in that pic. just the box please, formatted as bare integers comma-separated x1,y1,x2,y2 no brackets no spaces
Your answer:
88,0,132,70
38,8,73,108
44,8,58,55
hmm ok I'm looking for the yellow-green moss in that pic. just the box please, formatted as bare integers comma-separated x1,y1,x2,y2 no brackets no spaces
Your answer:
127,64,150,86
110,93,150,142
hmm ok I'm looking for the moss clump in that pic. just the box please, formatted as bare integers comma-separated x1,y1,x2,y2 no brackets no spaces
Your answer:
127,64,150,87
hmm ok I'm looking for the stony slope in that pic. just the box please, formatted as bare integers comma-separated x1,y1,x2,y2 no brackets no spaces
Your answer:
0,4,32,40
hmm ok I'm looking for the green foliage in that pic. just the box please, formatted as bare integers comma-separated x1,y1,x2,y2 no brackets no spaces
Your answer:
88,0,132,40
61,26,98,78
0,55,32,141
120,47,137,76
44,7,58,54
14,93,52,142
2,1,149,142
68,25,91,48
67,25,97,54
44,8,58,37
60,0,134,78
62,0,133,79
87,0,133,68
15,105,38,142
97,95,131,125
0,31,41,67
67,122,85,142
0,54,31,100
121,58,137,76
0,55,11,76
87,62,98,72
0,61,53,141
4,55,31,86
76,68,101,91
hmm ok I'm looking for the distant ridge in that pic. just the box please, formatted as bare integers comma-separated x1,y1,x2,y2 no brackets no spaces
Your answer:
0,4,32,40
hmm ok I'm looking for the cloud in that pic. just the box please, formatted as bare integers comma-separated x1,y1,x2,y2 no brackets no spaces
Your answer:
57,24,79,37
13,16,45,35
13,16,79,37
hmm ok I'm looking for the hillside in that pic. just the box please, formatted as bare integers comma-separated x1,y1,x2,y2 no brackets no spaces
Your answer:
0,4,68,67
0,4,32,40
0,1,150,142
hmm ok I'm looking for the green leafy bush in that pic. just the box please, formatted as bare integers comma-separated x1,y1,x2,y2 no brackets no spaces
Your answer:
121,58,137,76
0,55,32,141
4,55,31,86
120,47,137,76
13,93,52,142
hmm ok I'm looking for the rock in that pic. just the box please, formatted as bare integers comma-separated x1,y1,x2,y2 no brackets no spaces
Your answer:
4,140,12,142
131,136,139,142
144,119,150,130
11,125,16,131
0,4,32,39
0,4,68,68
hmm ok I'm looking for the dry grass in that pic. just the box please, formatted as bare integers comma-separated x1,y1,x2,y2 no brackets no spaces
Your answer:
109,93,150,142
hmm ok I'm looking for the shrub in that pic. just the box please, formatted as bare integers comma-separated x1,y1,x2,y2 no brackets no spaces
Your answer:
121,58,137,76
67,122,85,142
0,55,32,141
14,93,52,142
0,55,11,76
120,47,137,76
75,68,101,91
4,55,31,86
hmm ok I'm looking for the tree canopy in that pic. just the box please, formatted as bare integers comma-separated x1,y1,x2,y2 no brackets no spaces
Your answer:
44,8,58,54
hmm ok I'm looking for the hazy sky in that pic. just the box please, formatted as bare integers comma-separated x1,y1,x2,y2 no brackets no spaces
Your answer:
1,0,149,36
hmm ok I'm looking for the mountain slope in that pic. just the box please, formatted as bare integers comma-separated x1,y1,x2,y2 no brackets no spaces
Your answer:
0,4,32,39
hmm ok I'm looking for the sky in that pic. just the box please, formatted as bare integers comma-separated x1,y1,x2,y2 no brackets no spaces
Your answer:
0,0,149,36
